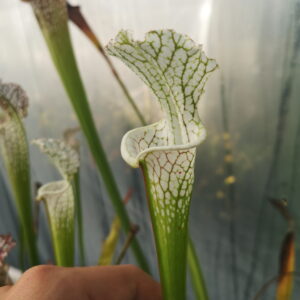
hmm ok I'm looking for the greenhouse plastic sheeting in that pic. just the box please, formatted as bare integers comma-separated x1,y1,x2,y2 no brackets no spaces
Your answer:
1,0,300,299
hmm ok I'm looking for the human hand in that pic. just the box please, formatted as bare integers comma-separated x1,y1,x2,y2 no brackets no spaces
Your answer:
0,264,162,300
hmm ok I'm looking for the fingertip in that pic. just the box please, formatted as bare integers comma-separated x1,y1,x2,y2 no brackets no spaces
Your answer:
136,276,162,300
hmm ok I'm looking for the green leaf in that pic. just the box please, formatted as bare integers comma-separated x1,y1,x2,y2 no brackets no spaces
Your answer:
37,180,74,267
107,30,217,300
26,0,149,272
188,237,209,300
0,80,39,266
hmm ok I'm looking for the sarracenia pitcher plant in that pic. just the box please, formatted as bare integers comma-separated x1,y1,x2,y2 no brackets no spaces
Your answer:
0,80,39,266
33,138,79,267
106,30,217,299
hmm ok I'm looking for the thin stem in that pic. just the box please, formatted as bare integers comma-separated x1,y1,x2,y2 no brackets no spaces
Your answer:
73,172,85,266
187,237,209,300
67,3,147,126
115,224,139,265
253,272,299,300
220,77,238,300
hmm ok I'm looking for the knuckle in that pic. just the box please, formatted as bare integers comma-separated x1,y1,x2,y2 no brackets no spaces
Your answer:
22,265,56,285
123,264,141,276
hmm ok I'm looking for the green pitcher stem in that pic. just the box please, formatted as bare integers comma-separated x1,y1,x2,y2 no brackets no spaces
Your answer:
14,201,39,266
11,170,39,266
142,162,189,300
1,106,39,266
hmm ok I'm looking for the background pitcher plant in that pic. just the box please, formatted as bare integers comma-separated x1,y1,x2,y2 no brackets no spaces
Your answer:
33,138,79,267
0,80,39,266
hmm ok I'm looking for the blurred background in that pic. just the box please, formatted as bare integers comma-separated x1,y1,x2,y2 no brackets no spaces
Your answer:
1,0,300,299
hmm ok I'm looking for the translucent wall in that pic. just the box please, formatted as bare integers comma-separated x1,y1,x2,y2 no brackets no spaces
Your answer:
1,0,300,299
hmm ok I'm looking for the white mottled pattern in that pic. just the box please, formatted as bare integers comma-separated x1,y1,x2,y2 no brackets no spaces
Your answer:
33,138,79,179
107,30,217,235
106,30,217,146
0,80,29,121
0,81,29,179
143,149,195,236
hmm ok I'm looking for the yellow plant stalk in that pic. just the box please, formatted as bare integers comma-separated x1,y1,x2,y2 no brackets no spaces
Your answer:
276,231,295,300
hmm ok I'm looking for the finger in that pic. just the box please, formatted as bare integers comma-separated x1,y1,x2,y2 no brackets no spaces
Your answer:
135,272,162,300
73,265,137,299
0,286,11,299
72,265,161,300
